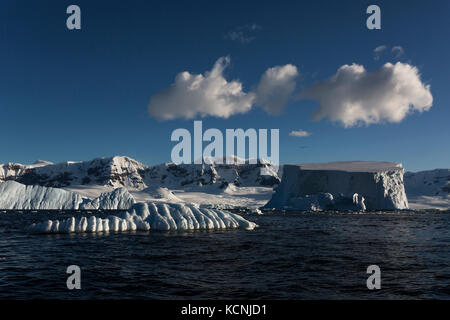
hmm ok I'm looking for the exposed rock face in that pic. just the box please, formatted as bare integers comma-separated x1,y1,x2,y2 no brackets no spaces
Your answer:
145,160,280,188
264,161,409,211
14,156,148,189
1,156,280,189
0,181,135,210
0,161,53,183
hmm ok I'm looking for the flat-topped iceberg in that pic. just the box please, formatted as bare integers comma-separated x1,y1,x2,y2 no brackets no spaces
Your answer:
264,161,408,211
28,202,258,233
0,181,135,210
0,181,86,210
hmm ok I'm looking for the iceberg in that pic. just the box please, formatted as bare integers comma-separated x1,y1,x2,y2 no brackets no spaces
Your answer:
288,192,366,211
264,161,408,211
80,187,135,210
0,181,87,210
28,202,258,233
0,181,135,210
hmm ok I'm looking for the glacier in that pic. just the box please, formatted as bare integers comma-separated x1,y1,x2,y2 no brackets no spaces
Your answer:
28,202,258,233
0,181,135,210
264,161,409,211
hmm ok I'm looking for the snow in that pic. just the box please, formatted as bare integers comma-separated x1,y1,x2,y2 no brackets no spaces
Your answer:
2,156,447,211
1,156,149,189
64,184,273,210
293,161,403,172
286,192,366,211
165,186,274,209
0,181,87,210
404,169,450,210
141,187,184,203
145,161,280,189
28,202,258,233
265,161,408,210
2,156,280,191
0,181,135,210
249,208,263,215
80,187,135,210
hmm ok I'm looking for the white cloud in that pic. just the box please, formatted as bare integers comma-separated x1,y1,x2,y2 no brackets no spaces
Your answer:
301,62,433,127
148,57,255,120
148,57,298,120
255,64,299,114
289,130,311,137
374,45,387,52
225,24,262,44
373,45,387,60
392,46,405,58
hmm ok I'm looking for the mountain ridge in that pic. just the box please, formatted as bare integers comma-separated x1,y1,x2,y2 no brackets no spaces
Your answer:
0,155,281,190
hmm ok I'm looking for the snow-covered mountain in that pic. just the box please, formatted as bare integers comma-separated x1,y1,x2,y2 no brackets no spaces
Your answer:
146,161,280,189
0,160,53,182
404,169,450,197
404,169,450,210
0,156,280,189
2,156,149,189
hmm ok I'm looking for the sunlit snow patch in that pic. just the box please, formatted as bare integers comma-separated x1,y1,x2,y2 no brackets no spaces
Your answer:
28,202,258,233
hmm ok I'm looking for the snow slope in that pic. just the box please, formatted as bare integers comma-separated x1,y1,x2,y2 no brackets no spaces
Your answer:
404,169,450,209
265,161,408,210
0,160,53,182
145,161,280,188
80,187,136,210
14,156,149,189
2,156,280,190
28,202,258,233
141,187,184,203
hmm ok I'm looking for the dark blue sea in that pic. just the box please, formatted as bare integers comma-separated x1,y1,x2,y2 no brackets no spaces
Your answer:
0,211,449,299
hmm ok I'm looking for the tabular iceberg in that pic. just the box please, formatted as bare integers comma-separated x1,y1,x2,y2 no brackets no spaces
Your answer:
28,202,258,233
264,161,409,211
0,181,135,210
0,181,87,210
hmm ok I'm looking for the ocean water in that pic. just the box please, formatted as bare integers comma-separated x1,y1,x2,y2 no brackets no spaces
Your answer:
0,211,449,299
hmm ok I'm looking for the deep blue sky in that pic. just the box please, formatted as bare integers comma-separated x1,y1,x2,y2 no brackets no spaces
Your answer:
0,0,449,171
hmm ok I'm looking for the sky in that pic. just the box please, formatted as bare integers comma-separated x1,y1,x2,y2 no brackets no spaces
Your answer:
0,0,449,171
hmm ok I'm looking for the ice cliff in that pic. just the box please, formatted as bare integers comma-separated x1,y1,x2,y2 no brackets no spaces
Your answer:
264,161,409,211
0,181,135,210
28,202,258,233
